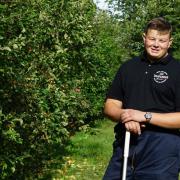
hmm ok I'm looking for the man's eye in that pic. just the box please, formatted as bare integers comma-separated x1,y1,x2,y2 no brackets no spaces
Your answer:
149,38,155,41
159,39,167,43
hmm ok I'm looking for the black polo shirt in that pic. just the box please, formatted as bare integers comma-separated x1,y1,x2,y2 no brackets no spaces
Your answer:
107,53,180,113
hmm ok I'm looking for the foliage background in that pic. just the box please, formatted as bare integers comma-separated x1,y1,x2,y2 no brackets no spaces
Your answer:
0,0,179,179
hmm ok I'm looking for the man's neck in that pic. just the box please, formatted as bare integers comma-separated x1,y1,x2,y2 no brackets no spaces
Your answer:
147,53,169,63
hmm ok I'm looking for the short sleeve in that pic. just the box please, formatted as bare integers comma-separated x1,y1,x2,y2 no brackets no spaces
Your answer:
106,66,124,101
175,76,180,112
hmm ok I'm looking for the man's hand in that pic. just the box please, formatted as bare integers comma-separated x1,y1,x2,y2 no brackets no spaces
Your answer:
121,109,145,123
121,109,146,135
124,121,142,135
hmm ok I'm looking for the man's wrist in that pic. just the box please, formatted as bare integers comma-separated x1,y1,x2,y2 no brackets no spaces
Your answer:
144,112,152,123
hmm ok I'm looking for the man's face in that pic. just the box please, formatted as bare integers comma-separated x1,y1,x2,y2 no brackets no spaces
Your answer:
143,29,172,60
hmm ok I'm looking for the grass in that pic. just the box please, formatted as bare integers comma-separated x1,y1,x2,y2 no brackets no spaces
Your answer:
39,120,115,180
39,120,180,180
62,120,114,180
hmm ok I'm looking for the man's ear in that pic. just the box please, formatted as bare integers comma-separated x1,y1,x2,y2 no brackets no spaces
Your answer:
142,33,146,43
169,37,173,48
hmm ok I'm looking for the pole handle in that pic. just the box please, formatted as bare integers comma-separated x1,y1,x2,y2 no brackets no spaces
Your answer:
122,131,130,180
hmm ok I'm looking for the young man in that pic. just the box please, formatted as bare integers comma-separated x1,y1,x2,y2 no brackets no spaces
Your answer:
103,17,180,180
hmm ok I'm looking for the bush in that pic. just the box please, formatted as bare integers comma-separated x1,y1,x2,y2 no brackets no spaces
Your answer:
0,0,126,178
0,0,102,179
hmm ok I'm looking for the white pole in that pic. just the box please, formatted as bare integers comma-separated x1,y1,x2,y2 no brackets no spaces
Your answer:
122,131,130,180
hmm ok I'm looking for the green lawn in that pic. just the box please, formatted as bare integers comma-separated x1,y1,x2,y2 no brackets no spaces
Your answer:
40,120,180,180
61,120,115,180
40,120,114,180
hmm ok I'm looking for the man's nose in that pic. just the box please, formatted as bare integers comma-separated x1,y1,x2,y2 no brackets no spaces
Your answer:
153,40,159,47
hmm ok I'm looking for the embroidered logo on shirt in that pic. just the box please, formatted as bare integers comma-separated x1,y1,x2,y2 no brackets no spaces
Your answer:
154,71,168,83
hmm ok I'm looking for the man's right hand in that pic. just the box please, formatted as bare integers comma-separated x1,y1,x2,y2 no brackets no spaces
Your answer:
124,121,142,135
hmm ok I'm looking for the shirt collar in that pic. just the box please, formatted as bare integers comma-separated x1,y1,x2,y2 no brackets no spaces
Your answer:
141,51,172,65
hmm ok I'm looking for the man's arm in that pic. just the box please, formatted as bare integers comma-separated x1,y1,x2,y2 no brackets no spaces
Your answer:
104,99,142,135
121,109,180,129
104,98,123,122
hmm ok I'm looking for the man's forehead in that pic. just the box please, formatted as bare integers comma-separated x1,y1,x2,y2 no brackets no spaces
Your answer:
146,29,171,37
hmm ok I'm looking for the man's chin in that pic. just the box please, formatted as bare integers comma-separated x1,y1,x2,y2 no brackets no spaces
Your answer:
149,52,160,57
